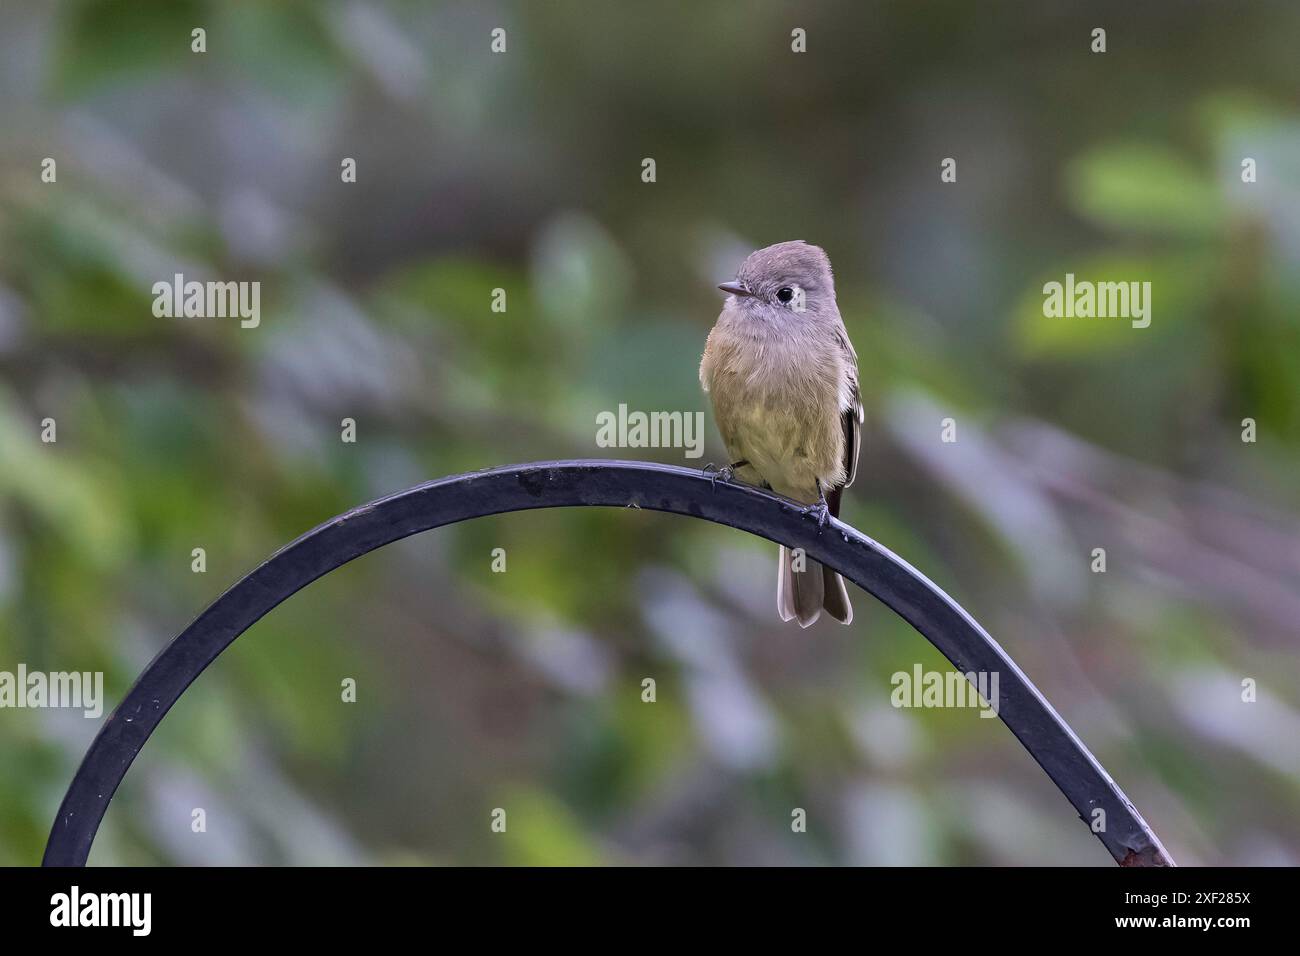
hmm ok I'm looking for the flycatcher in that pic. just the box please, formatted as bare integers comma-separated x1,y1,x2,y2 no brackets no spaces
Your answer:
700,240,863,627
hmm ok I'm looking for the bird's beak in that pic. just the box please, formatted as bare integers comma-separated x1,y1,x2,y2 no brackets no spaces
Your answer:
718,281,751,298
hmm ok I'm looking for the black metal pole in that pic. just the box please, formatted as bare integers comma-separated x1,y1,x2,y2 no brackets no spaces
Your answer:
41,459,1174,866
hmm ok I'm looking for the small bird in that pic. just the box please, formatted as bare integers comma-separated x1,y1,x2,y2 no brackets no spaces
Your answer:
700,240,863,627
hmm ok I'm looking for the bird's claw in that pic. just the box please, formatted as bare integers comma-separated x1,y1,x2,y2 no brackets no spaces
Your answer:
703,462,735,489
802,498,831,528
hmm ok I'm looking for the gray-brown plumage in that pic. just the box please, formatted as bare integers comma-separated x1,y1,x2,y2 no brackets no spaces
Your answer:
700,240,863,627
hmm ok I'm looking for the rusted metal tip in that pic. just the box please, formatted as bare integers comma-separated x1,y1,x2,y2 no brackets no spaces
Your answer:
1120,845,1176,867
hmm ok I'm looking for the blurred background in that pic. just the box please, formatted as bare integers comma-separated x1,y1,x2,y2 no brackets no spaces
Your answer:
2,0,1299,866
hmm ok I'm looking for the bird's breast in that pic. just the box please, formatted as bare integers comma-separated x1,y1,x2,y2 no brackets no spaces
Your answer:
704,327,847,495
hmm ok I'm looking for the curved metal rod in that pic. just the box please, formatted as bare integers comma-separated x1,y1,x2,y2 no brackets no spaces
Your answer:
42,459,1174,866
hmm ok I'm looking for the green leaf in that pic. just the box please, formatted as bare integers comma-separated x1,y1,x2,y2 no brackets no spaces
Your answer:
1065,144,1223,236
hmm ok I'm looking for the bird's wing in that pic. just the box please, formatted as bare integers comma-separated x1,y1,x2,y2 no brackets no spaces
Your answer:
837,325,863,490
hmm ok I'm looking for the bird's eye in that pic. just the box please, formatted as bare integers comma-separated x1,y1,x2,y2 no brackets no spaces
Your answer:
777,287,794,303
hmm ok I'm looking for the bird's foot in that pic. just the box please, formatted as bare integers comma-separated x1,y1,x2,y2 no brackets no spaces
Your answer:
802,482,831,528
801,499,831,528
703,460,746,489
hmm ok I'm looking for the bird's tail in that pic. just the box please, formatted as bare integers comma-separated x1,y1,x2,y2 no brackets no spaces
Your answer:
777,546,853,628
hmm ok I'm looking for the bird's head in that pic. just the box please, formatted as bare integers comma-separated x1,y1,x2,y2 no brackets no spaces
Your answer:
718,240,836,319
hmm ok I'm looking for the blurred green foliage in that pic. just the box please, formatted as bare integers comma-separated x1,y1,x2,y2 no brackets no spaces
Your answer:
1,1,1299,865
